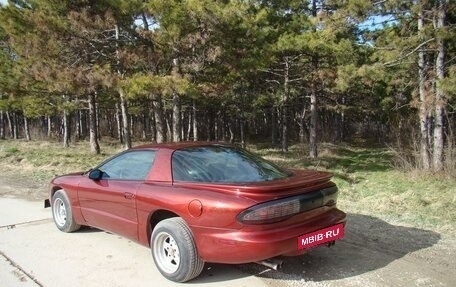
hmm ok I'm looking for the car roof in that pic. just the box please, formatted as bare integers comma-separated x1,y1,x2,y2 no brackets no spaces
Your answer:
131,141,233,151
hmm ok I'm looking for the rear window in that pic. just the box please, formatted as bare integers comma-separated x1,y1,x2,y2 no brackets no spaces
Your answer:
172,146,290,183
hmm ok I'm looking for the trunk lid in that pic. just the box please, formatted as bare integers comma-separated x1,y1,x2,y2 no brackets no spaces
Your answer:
174,169,334,202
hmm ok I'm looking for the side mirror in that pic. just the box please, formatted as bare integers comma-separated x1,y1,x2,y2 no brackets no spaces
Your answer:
89,169,103,180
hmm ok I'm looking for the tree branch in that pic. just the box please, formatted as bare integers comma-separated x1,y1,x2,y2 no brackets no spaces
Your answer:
383,38,435,67
260,69,283,77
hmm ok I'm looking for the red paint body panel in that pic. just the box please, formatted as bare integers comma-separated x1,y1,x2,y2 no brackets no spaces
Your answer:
192,207,346,263
78,178,139,241
146,148,173,182
49,142,346,264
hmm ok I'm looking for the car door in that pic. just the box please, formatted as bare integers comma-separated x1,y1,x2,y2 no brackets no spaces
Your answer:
78,150,156,241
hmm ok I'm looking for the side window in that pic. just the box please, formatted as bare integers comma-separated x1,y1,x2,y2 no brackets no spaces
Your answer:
99,150,156,180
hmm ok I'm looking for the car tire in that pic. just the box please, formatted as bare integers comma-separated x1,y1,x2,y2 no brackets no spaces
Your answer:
151,217,204,282
51,190,81,233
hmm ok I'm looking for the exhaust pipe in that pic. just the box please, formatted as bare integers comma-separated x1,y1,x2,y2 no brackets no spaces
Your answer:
256,258,283,270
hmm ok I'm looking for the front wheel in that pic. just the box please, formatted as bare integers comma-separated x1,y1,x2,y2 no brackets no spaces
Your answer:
51,190,81,233
151,218,204,282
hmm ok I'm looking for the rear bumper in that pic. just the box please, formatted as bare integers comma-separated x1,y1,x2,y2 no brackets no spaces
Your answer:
192,207,346,264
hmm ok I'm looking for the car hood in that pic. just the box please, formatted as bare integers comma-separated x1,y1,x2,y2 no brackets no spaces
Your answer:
51,171,85,182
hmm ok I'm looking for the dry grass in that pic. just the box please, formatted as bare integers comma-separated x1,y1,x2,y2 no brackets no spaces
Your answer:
0,139,123,182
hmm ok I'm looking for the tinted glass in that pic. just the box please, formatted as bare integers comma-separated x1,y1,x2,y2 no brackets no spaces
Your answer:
172,146,290,183
98,150,156,180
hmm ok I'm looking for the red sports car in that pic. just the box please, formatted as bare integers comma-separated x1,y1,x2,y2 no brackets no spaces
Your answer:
45,142,346,282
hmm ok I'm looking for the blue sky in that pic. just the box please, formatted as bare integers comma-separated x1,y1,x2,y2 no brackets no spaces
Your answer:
360,14,396,31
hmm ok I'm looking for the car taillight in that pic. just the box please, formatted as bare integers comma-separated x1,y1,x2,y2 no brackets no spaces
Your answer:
238,186,338,225
238,199,301,224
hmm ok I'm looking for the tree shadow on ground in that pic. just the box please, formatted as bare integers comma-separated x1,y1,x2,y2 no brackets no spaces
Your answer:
241,213,440,282
317,147,393,173
254,143,393,175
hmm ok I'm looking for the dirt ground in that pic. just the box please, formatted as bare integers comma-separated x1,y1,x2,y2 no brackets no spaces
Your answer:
1,173,455,287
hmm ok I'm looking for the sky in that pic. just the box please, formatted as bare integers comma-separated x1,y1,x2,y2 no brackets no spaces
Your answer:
0,0,7,6
360,14,396,31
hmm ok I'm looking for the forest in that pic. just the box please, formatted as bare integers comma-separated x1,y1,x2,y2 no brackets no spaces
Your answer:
0,0,455,172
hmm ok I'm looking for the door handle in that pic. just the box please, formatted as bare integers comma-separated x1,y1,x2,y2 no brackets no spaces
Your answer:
124,192,135,199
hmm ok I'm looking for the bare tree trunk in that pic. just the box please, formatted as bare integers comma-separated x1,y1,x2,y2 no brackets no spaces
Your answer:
12,113,18,140
240,120,246,148
24,116,31,141
309,82,318,158
340,96,346,141
282,57,290,152
166,112,172,141
214,112,219,141
80,110,85,139
74,97,82,139
433,0,447,172
172,92,181,142
129,115,135,138
63,109,70,148
150,109,157,143
222,112,228,141
95,102,101,141
89,93,100,154
229,121,235,143
0,111,4,139
192,100,198,141
187,109,192,141
62,95,71,146
142,113,147,140
180,107,187,141
152,94,166,143
76,110,81,139
6,111,12,138
119,89,131,149
47,115,52,138
171,53,182,143
74,99,80,140
299,102,306,144
309,0,318,159
418,4,431,170
115,102,123,143
115,24,131,149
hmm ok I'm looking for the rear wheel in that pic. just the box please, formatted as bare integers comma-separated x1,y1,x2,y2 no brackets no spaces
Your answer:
151,217,204,282
52,190,81,233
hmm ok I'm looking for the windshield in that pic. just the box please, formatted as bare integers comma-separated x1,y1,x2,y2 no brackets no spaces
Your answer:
172,146,290,183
